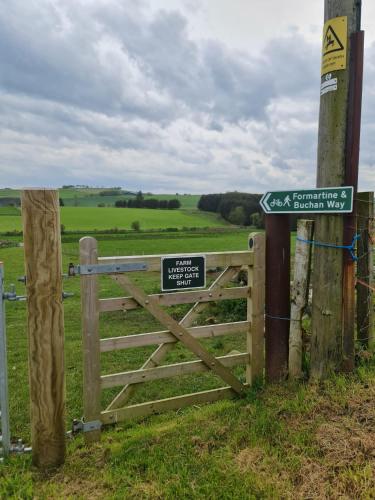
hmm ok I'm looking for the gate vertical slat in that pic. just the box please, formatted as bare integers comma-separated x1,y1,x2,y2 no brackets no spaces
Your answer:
247,233,266,384
0,262,10,458
80,237,101,443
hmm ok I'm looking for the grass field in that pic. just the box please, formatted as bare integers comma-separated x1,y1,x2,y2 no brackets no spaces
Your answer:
0,188,201,209
0,229,373,498
0,207,228,233
63,193,201,209
0,206,20,216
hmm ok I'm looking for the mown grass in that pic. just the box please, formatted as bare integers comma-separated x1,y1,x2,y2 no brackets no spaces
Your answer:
1,229,373,499
0,207,229,233
0,230,256,439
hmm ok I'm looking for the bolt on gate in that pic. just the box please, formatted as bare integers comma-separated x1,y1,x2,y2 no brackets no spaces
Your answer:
75,233,265,443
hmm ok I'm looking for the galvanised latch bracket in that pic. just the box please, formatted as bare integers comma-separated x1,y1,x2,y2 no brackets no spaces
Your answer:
68,418,102,437
68,262,147,276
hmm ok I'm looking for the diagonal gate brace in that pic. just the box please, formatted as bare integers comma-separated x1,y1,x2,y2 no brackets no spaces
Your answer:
106,266,241,411
113,274,246,396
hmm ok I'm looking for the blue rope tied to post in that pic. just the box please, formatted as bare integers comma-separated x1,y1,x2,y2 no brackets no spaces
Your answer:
296,234,361,262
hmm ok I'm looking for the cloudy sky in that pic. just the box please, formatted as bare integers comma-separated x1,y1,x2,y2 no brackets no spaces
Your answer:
0,0,374,193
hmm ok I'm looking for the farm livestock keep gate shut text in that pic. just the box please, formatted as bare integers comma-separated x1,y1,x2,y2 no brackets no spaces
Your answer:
76,234,265,443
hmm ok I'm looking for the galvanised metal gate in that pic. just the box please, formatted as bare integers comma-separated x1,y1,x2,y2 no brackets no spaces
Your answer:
0,262,10,460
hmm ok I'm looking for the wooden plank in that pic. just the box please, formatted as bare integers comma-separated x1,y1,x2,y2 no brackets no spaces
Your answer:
113,274,246,394
21,189,66,469
101,321,249,351
101,353,248,388
247,233,266,384
101,386,244,424
289,220,314,379
99,286,250,312
80,237,101,443
356,192,374,348
105,266,241,411
99,251,253,271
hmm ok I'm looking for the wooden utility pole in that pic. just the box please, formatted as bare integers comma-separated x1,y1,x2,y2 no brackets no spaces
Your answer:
22,189,66,468
311,0,362,379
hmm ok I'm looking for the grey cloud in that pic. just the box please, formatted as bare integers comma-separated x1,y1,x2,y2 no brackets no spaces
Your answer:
0,1,373,193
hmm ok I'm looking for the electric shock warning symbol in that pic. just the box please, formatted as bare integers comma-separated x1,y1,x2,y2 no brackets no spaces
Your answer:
323,25,344,55
321,16,347,76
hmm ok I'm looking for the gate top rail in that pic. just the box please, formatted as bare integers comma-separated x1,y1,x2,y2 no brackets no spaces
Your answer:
98,251,254,272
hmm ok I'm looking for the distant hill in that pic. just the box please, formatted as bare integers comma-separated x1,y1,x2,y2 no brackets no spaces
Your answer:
0,188,200,209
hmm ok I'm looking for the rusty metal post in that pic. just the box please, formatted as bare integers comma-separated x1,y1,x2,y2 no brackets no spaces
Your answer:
342,30,364,371
265,215,290,381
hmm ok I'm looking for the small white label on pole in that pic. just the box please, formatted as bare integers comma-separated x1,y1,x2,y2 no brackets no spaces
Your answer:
320,74,338,96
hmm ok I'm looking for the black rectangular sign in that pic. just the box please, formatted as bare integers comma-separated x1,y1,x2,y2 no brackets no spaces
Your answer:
161,256,206,291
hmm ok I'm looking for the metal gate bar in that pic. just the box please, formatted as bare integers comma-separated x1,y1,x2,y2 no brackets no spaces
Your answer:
0,262,10,459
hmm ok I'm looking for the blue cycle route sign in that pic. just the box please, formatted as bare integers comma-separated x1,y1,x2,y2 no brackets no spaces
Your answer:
260,187,353,214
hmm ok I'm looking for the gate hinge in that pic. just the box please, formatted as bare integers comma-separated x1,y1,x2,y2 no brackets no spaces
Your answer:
68,262,147,276
67,418,102,437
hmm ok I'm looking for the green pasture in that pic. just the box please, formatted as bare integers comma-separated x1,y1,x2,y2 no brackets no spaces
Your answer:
63,193,200,209
0,229,254,439
0,207,228,233
0,206,20,216
1,229,374,498
0,188,200,209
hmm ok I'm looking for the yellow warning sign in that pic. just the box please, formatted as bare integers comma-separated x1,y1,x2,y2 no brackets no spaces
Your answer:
321,16,347,75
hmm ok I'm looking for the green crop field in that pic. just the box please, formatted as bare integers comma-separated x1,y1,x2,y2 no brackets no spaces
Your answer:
0,207,228,233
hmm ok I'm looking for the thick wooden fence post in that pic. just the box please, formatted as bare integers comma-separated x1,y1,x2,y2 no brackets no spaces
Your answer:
21,189,65,469
247,233,265,384
289,220,314,379
80,237,101,443
265,215,290,381
356,192,374,348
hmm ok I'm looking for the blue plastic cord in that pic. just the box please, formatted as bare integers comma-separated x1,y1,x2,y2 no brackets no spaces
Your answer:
297,234,361,262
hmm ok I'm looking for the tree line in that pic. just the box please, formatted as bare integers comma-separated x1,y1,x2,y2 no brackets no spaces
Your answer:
115,198,181,209
198,192,310,230
198,192,264,227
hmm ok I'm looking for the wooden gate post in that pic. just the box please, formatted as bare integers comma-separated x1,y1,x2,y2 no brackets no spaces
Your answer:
21,189,66,469
80,237,101,443
265,215,290,381
356,192,374,348
247,233,265,384
289,220,314,379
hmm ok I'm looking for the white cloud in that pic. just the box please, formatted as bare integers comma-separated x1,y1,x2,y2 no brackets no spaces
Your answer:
0,0,373,193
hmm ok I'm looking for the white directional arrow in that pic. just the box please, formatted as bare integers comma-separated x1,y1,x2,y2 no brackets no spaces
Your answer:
260,192,272,213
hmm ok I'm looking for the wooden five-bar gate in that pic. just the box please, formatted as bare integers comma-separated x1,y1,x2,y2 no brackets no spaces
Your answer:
78,233,265,442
